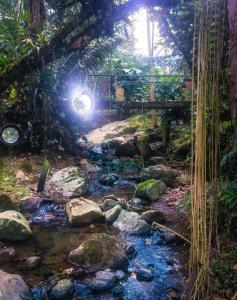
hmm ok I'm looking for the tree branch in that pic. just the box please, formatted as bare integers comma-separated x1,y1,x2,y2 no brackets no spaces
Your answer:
0,0,180,94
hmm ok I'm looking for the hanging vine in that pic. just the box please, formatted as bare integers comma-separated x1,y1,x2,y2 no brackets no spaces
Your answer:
185,0,227,299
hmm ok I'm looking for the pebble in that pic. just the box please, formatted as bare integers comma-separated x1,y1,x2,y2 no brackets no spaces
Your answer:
74,282,92,296
115,270,125,280
25,256,41,269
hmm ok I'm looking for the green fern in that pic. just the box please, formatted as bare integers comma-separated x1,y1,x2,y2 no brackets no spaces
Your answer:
219,181,237,210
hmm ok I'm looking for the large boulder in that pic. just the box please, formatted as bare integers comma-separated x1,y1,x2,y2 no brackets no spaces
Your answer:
49,167,87,197
113,210,150,235
0,211,32,241
67,233,127,271
0,269,32,300
141,165,180,187
135,179,167,202
66,198,104,225
83,117,153,158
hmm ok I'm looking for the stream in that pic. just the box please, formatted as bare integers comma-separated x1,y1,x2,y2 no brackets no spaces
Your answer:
1,169,186,300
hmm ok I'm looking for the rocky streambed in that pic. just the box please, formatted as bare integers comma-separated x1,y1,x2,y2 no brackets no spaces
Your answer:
0,118,190,300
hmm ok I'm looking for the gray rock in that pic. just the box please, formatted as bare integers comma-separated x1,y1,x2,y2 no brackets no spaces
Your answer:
115,270,125,280
0,269,32,300
25,256,41,269
49,167,87,197
141,209,166,225
66,198,104,225
131,198,146,207
68,233,128,271
50,279,74,299
136,268,154,282
74,282,92,296
141,165,180,187
113,210,150,235
105,204,122,224
103,198,119,211
90,269,116,291
99,173,119,186
112,284,124,295
0,210,32,241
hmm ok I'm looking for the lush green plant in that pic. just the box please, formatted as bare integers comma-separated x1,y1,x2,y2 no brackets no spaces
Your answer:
219,181,237,210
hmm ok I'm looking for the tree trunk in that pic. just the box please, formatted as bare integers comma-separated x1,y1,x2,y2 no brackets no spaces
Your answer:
228,0,237,127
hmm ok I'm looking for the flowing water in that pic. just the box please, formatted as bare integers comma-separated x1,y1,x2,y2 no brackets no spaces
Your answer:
1,173,185,299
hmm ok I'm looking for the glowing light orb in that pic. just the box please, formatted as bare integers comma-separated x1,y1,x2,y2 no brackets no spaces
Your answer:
71,90,92,114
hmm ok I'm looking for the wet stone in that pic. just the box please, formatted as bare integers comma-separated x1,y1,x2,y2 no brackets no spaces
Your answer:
25,256,41,269
112,284,124,295
136,267,154,282
99,173,119,186
90,269,116,291
124,243,137,259
115,270,125,280
50,279,74,300
74,282,92,296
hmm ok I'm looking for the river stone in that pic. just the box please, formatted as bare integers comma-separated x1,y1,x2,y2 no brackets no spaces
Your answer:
141,165,180,187
0,210,32,241
141,209,166,225
103,198,119,211
90,269,116,291
25,256,41,269
50,279,74,300
115,270,125,280
49,167,87,197
113,210,150,235
105,204,122,224
136,268,154,282
0,269,32,300
135,179,167,202
99,173,119,186
66,198,104,225
68,233,128,271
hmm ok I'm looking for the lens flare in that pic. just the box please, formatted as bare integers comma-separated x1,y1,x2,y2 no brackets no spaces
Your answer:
71,89,92,114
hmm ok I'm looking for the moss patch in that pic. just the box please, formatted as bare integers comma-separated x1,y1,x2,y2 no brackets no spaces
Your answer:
135,179,167,201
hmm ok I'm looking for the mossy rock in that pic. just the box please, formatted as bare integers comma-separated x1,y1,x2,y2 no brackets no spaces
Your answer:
67,233,127,271
0,194,16,212
135,179,167,202
0,210,32,241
